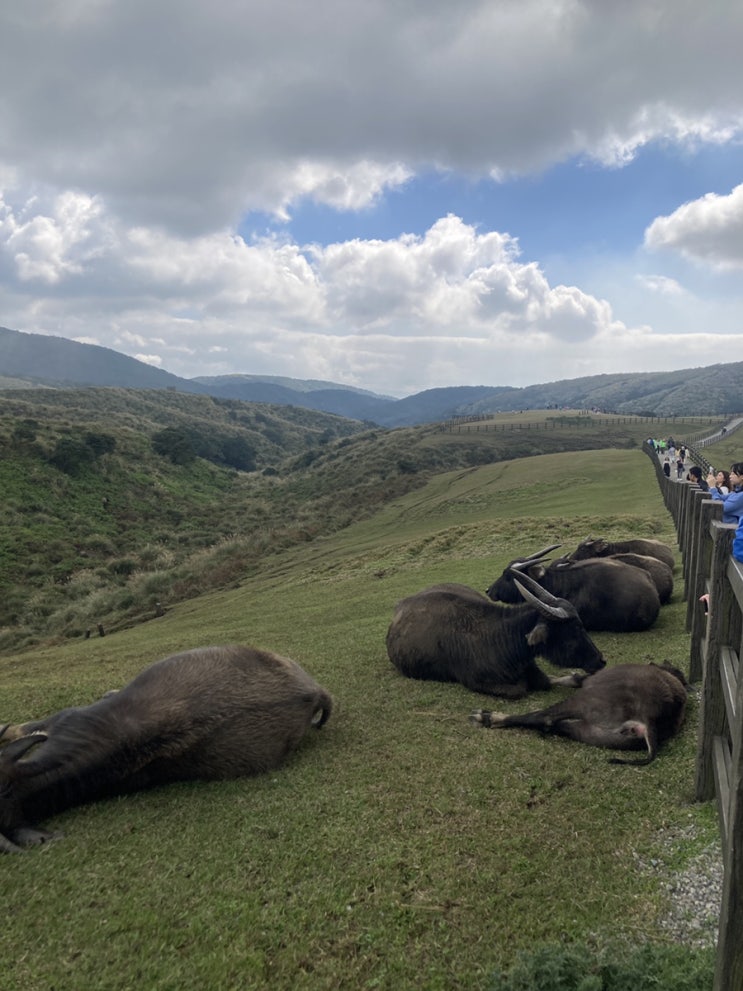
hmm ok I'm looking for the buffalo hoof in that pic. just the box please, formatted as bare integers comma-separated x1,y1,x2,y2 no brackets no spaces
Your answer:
548,672,589,688
0,826,63,853
469,709,507,728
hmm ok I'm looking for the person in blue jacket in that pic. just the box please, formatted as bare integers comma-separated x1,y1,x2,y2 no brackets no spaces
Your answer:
734,515,743,563
707,462,743,523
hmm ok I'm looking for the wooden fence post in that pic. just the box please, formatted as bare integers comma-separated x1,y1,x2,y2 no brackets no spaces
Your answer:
688,500,724,679
713,575,743,991
694,524,737,799
685,491,714,628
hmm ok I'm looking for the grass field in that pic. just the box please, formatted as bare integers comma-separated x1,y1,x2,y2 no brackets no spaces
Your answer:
0,446,718,989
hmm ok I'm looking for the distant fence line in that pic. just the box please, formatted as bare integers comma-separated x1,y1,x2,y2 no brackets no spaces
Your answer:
647,442,743,991
440,414,730,434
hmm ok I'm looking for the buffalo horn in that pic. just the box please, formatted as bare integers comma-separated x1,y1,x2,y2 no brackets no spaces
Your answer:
511,543,562,569
511,571,570,620
524,544,562,561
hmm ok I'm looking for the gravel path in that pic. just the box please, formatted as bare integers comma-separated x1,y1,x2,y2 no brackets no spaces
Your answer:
635,825,723,949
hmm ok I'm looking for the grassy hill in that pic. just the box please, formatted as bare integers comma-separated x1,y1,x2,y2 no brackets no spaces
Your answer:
0,443,717,989
0,391,720,651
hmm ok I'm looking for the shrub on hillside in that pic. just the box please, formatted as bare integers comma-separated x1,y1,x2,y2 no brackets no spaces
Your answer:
47,437,97,475
84,431,116,457
489,942,714,990
219,434,256,471
152,426,196,464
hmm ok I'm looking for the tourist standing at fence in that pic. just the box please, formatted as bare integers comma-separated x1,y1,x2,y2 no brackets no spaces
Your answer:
707,463,743,522
688,466,709,491
713,470,731,494
663,457,671,478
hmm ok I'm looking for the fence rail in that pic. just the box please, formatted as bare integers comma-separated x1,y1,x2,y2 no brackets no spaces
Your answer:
647,442,742,991
441,413,729,433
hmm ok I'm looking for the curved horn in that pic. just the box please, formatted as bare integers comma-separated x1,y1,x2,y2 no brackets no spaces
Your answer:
519,543,562,564
511,571,570,620
510,543,562,573
0,732,48,763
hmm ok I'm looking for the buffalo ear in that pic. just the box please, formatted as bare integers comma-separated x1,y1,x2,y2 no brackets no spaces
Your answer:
528,564,546,580
526,619,549,646
656,660,689,688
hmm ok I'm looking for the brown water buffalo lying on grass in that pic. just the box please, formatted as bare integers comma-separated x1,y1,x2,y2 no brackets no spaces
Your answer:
0,645,332,853
570,537,675,572
486,545,661,632
386,571,605,699
471,661,688,764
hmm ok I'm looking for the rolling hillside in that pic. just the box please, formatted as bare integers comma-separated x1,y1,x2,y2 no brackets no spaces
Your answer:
0,386,722,652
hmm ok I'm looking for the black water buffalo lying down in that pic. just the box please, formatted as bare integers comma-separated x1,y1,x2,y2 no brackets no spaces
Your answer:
471,661,688,764
570,537,675,572
0,645,333,853
386,570,605,698
486,545,661,632
609,552,673,604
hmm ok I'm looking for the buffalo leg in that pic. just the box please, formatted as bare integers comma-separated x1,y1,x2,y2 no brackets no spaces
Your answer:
464,677,531,699
470,708,566,730
1,716,59,745
470,709,659,763
464,665,586,699
547,673,588,688
0,722,33,745
0,826,61,852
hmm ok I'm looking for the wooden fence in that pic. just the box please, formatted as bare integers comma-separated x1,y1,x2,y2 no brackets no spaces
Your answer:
647,442,742,991
441,413,726,433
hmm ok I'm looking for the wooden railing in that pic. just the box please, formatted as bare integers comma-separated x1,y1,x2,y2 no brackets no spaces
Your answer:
441,413,726,433
646,442,742,991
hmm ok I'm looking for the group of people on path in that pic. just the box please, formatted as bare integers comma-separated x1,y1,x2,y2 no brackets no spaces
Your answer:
690,458,743,563
656,435,743,563
659,442,688,480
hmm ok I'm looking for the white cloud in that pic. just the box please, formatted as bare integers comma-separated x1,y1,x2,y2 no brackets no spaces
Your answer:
0,193,666,395
1,190,106,283
1,2,743,233
1,2,743,395
636,274,687,295
645,184,743,269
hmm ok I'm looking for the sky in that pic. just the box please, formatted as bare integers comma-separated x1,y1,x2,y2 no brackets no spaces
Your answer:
1,1,742,399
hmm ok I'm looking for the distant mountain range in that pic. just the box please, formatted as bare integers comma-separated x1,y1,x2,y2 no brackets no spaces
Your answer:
1,324,741,426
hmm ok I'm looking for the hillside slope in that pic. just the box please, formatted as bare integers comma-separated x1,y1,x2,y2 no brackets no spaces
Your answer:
0,389,719,652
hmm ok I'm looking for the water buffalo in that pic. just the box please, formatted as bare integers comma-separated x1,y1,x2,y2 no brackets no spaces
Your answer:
386,570,605,699
570,537,675,572
486,545,661,632
471,661,688,764
608,552,673,604
0,644,332,853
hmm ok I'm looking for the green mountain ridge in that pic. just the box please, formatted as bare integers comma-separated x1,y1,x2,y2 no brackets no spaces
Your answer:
1,324,742,424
